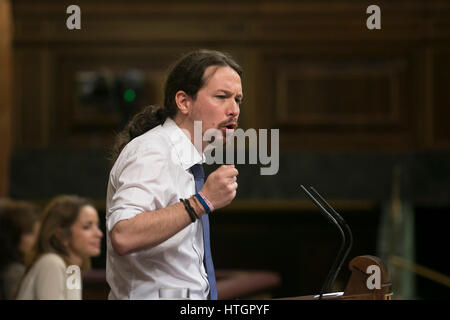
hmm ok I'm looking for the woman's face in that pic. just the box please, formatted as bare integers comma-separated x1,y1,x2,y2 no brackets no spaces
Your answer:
68,205,103,260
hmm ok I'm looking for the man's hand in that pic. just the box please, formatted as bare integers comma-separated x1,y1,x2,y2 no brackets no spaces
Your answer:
201,165,238,210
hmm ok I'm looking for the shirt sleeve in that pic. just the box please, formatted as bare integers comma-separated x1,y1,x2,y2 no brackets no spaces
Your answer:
106,143,178,233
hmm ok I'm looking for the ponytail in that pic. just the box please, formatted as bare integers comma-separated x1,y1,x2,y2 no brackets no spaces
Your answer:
109,104,173,163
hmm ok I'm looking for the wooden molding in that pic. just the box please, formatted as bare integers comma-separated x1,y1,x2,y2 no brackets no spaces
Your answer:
275,59,406,126
10,0,450,150
0,0,13,197
12,1,450,44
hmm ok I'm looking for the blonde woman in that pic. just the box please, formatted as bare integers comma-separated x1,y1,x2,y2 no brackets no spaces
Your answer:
16,195,103,300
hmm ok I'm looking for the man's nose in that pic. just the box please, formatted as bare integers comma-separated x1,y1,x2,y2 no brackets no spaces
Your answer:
227,99,240,117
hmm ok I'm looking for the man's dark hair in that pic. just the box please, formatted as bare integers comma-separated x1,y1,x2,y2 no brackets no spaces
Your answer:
110,49,242,163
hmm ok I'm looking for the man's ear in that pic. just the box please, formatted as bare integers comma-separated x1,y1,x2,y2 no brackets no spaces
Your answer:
175,90,192,115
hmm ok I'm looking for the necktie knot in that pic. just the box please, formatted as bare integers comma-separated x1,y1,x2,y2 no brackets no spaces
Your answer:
191,163,205,180
191,164,205,192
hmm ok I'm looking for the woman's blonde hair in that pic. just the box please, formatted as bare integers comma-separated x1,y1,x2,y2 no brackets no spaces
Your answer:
25,195,93,272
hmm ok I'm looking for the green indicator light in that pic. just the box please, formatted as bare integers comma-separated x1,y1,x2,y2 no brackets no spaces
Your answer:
124,89,136,102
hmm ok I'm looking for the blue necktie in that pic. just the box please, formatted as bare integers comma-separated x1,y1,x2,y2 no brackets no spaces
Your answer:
190,163,218,300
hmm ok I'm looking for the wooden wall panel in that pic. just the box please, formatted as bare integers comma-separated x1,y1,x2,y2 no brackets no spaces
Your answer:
275,59,405,126
10,0,450,151
258,50,419,151
432,49,450,148
0,0,12,196
13,49,46,148
54,48,176,148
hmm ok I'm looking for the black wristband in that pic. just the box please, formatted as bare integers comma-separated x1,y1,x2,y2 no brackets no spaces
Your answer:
184,198,199,219
180,198,198,222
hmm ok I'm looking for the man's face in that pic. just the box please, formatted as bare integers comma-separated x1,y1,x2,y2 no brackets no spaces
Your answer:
188,66,242,148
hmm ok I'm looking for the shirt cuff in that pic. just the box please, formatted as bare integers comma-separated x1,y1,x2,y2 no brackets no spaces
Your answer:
106,209,141,233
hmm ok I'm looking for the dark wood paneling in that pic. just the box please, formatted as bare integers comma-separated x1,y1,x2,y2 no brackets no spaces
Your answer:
13,49,46,148
432,49,450,148
0,0,13,196
260,50,419,151
54,48,175,148
10,0,450,151
275,60,404,126
210,203,381,297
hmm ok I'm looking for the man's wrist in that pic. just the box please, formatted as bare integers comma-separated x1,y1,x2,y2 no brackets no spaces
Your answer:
198,191,214,212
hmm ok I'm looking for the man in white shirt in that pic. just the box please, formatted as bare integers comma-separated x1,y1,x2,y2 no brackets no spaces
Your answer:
106,50,242,299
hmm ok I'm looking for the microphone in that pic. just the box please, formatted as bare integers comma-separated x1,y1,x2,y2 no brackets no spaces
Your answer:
300,185,353,300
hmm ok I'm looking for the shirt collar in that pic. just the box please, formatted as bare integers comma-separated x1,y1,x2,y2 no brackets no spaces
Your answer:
162,117,205,171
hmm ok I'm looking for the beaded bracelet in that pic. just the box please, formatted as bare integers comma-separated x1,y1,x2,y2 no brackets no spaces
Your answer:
194,194,209,214
194,192,214,214
180,198,198,222
199,191,215,212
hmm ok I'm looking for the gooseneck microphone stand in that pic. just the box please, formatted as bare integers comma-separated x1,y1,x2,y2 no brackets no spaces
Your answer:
300,185,354,300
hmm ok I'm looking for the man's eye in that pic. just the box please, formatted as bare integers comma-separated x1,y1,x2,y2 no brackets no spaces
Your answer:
235,98,242,104
216,95,226,99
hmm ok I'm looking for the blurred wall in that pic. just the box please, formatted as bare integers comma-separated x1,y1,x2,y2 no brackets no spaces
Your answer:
0,0,13,197
6,0,450,298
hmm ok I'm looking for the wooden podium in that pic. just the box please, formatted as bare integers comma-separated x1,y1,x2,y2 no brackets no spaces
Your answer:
280,255,393,300
83,255,392,300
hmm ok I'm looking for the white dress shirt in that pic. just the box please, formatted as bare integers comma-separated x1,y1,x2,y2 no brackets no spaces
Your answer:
106,117,209,300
